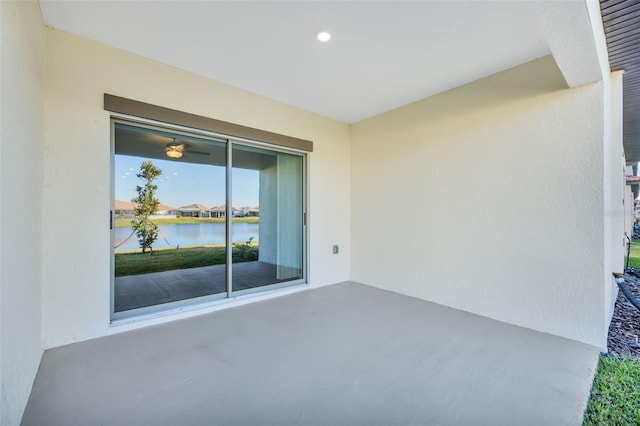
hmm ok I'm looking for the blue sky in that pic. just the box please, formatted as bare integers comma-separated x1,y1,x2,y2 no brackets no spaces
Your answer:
115,155,259,208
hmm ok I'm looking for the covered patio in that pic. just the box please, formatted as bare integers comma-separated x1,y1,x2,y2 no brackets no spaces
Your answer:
4,1,639,424
22,282,598,425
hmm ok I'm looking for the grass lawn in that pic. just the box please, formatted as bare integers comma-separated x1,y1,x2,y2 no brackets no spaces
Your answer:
583,355,640,425
583,238,640,424
115,242,257,277
627,238,640,269
115,246,226,276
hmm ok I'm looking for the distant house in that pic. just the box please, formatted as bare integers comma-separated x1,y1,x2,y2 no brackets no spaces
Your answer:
177,203,210,218
209,205,259,218
210,205,226,218
116,200,177,218
114,199,136,218
156,203,177,216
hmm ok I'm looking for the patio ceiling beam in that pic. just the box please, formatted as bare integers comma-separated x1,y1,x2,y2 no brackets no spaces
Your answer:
536,0,604,88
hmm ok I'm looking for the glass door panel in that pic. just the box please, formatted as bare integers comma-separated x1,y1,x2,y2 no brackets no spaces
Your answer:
113,122,227,316
231,144,304,294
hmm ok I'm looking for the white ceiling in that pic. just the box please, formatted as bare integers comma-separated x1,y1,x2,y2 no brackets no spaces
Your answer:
40,1,553,124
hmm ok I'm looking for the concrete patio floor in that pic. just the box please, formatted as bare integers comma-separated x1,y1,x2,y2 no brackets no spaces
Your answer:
23,282,599,425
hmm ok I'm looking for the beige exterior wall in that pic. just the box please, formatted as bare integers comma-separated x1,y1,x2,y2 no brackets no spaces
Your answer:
42,28,351,349
603,70,625,335
625,186,633,243
0,1,45,424
350,56,609,347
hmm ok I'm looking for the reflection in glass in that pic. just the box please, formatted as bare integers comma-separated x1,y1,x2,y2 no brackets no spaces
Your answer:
113,122,227,314
231,144,304,294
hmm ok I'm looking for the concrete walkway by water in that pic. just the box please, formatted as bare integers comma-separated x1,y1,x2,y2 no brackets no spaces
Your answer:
23,282,599,425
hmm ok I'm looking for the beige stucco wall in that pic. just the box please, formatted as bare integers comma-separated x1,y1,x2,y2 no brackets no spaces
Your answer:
350,56,608,347
0,1,45,424
603,70,625,335
625,186,633,245
42,28,351,349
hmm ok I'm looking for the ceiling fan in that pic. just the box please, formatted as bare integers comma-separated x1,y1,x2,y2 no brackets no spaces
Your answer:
165,139,210,159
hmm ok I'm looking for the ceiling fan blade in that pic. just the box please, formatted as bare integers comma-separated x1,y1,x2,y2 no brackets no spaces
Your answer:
186,150,210,156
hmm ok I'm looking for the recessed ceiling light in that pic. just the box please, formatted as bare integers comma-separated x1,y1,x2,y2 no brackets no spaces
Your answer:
316,31,331,42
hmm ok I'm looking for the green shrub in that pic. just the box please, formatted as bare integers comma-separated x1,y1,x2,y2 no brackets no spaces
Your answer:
232,237,258,261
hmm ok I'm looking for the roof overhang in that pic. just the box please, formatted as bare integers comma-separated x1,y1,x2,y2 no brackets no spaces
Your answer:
600,0,640,163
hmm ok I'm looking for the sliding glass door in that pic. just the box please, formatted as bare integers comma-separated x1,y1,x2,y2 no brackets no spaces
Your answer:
231,144,304,295
111,120,305,320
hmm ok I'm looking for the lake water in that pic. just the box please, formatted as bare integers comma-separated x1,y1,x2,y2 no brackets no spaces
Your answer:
115,222,259,251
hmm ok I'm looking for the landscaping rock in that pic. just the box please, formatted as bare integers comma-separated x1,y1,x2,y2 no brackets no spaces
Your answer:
607,277,640,357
